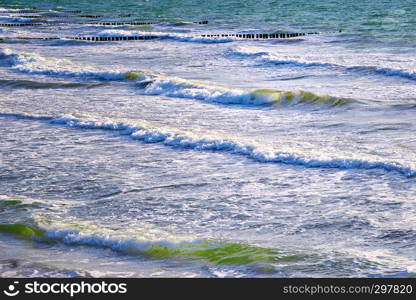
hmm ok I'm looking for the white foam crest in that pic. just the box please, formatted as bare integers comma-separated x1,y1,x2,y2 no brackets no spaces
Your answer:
0,48,344,108
97,29,234,43
45,229,191,251
1,111,415,177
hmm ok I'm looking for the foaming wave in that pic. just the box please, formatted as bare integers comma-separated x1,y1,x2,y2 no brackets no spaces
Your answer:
136,75,350,106
0,222,294,266
0,78,106,89
137,76,260,105
0,48,350,108
84,24,131,29
230,47,416,81
47,39,99,46
347,65,416,81
230,46,332,67
0,16,37,23
0,112,414,177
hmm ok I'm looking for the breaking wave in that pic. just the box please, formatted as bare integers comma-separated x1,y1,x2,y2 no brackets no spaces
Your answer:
0,48,350,107
230,47,416,81
0,112,414,177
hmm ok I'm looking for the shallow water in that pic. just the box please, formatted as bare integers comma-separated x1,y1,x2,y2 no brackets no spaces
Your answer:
0,0,415,277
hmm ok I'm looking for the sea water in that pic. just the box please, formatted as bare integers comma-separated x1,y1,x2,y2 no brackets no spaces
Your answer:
0,0,415,277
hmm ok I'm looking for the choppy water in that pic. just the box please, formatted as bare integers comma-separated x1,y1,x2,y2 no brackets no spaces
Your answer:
0,0,415,277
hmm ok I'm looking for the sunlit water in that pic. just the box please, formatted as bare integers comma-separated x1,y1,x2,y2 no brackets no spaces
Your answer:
0,0,415,277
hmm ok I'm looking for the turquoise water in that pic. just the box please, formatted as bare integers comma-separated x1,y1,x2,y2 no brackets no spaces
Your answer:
3,0,416,48
0,0,415,277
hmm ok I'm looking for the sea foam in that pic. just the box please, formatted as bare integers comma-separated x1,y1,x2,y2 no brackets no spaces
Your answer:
0,48,350,108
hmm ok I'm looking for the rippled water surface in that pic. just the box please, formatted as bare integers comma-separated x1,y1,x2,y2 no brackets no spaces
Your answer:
0,0,415,277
